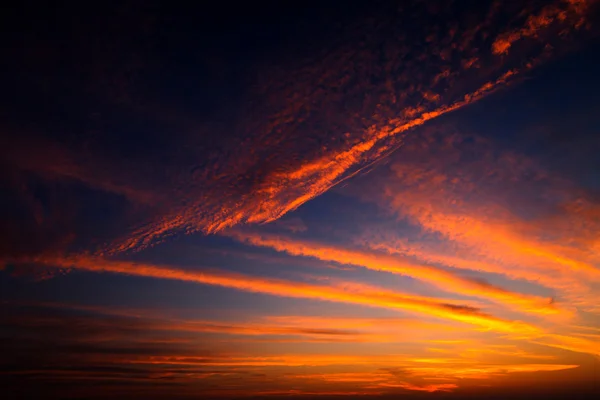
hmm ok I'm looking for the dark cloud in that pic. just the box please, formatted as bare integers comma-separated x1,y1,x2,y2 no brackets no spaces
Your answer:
1,0,594,261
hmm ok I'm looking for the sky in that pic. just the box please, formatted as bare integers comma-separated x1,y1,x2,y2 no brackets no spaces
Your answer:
1,1,600,399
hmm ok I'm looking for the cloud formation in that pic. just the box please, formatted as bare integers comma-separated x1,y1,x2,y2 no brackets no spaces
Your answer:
20,255,534,333
351,128,600,313
2,301,592,399
2,1,599,398
228,230,565,317
30,0,586,257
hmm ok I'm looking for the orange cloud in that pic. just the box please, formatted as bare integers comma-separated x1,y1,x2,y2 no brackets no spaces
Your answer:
23,255,540,335
382,186,600,308
278,362,579,393
19,256,600,356
4,298,595,398
492,0,591,55
363,238,580,297
347,127,600,315
261,315,450,331
291,371,458,393
233,70,520,228
228,230,565,317
104,1,592,256
402,363,579,381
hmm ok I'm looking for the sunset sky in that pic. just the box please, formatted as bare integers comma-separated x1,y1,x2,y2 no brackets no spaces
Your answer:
1,1,600,399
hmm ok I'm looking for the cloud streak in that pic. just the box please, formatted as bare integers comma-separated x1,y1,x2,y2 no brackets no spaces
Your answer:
98,0,594,255
228,230,564,317
22,255,536,334
10,254,600,357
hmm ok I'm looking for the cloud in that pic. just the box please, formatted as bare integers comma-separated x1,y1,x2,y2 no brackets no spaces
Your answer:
3,301,458,347
3,2,599,398
227,230,565,317
16,254,536,334
345,126,600,314
3,299,596,398
11,254,599,357
93,0,594,256
109,70,525,255
2,1,593,261
492,0,591,55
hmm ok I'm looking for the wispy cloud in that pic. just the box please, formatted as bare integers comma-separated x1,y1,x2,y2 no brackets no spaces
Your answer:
20,255,536,334
2,298,596,398
228,230,564,317
10,254,600,357
351,128,600,314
